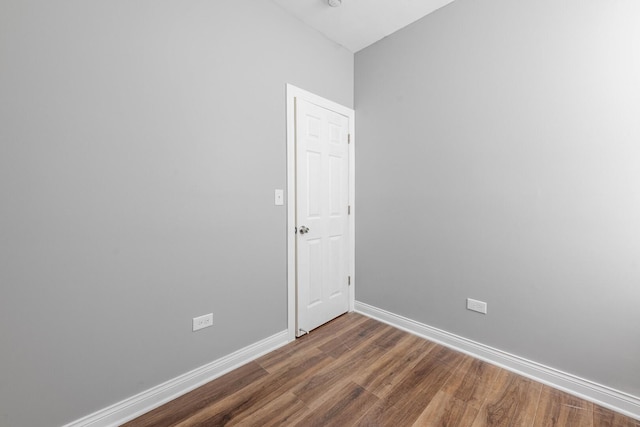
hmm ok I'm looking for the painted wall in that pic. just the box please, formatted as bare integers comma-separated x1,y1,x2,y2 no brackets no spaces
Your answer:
0,1,352,426
355,0,640,397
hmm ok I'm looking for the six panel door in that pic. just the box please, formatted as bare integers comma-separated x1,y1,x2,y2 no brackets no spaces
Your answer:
296,98,350,335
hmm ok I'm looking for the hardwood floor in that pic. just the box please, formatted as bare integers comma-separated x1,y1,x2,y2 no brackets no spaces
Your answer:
124,313,640,427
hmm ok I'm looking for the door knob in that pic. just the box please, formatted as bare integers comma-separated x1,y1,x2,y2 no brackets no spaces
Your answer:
299,226,310,235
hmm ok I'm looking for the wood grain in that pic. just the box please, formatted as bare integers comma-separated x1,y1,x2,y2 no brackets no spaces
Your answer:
124,313,640,427
532,385,593,427
351,332,433,399
593,405,640,427
122,361,269,427
440,356,502,409
295,381,379,427
230,392,309,427
411,390,480,426
471,369,542,427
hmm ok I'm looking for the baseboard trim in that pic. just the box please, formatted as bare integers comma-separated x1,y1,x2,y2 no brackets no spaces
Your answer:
63,330,290,427
355,301,640,421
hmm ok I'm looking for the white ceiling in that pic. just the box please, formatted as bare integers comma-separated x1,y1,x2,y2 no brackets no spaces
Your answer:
271,0,457,52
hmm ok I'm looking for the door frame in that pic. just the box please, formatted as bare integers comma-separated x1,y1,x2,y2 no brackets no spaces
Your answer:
286,84,355,342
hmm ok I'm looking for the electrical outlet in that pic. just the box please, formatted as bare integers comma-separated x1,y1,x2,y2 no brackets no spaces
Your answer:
467,298,487,314
192,313,213,331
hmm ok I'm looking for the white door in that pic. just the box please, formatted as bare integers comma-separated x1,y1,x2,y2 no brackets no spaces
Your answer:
296,98,350,335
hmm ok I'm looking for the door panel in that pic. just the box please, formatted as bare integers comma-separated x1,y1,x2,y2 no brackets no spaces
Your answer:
306,151,322,217
306,238,323,307
296,98,350,335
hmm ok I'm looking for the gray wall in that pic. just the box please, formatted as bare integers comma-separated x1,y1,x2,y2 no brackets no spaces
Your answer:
356,0,640,397
0,1,352,426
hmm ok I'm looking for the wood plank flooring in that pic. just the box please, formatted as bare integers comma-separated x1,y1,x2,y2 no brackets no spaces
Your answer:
124,313,640,427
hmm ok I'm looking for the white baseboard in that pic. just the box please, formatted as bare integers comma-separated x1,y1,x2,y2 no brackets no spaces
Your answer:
63,330,289,427
355,301,640,421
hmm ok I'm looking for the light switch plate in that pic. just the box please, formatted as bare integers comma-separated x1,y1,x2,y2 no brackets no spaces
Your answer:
274,189,284,206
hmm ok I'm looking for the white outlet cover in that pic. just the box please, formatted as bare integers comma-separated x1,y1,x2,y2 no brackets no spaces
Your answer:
192,313,213,331
467,298,488,314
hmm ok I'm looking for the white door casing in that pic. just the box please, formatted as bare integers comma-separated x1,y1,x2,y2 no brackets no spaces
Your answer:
286,85,355,340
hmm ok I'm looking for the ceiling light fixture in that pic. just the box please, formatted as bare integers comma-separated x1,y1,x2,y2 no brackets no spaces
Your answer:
328,0,342,7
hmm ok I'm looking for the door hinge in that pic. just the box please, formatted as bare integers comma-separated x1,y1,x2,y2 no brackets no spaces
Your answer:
348,133,351,144
348,276,351,286
348,205,351,215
